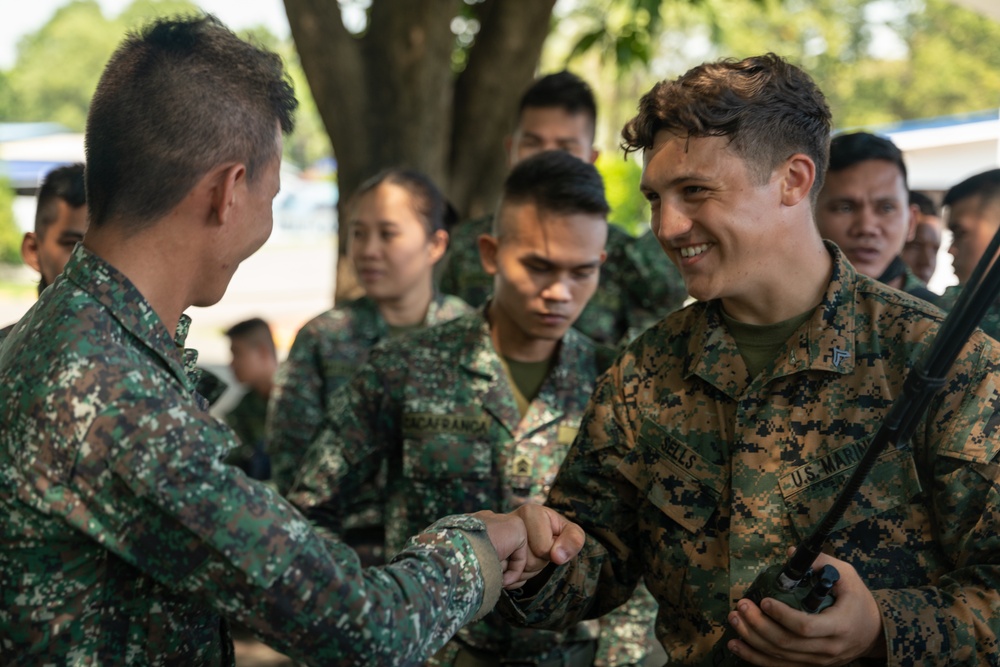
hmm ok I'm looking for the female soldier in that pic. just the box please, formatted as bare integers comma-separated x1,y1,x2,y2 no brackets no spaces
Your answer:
267,169,470,531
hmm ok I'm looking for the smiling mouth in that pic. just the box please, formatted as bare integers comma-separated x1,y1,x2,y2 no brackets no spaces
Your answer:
678,243,712,259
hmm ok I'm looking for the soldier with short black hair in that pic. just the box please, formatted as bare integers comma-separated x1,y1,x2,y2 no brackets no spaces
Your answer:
939,168,1000,340
290,150,656,667
439,70,686,347
0,16,582,665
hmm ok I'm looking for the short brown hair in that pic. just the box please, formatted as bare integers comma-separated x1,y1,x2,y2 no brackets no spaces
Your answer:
622,53,831,201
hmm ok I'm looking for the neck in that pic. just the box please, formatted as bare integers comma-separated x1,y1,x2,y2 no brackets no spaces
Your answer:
486,301,559,362
83,223,197,335
722,235,832,325
375,278,435,327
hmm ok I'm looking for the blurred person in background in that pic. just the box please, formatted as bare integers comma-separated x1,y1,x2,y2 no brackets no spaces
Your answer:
0,163,88,341
816,132,937,304
901,190,943,285
939,168,1000,339
439,70,686,347
224,317,277,480
267,168,470,563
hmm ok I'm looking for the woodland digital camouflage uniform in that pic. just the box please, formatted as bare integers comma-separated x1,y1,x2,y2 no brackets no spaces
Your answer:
438,216,686,346
289,309,657,666
0,245,504,665
939,284,1000,342
501,244,1000,666
267,293,470,493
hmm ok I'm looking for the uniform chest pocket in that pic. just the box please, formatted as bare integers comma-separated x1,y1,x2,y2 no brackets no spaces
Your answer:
618,418,726,534
779,438,923,539
401,412,494,480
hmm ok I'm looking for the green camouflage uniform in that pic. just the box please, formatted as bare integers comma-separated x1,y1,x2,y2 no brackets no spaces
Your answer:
501,244,1000,666
939,284,1000,342
289,309,657,666
0,245,505,665
268,293,470,493
438,217,686,347
224,389,269,479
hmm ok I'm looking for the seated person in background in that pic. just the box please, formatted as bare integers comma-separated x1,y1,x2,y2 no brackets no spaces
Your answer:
499,53,1000,666
901,190,943,285
0,163,88,341
0,16,580,665
939,168,1000,339
439,70,686,347
289,150,657,667
224,317,277,480
816,131,937,303
268,168,470,495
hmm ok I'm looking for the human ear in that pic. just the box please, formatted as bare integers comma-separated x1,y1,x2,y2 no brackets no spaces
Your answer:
211,163,247,226
427,229,449,265
906,204,919,242
779,154,816,207
20,232,41,272
478,233,500,276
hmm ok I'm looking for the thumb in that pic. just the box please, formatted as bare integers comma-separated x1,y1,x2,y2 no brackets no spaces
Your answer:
543,507,586,564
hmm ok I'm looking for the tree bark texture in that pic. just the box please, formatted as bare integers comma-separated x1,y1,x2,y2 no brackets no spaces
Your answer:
283,0,556,302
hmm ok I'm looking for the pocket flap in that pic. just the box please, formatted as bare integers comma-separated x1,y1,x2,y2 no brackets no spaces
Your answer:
617,418,725,534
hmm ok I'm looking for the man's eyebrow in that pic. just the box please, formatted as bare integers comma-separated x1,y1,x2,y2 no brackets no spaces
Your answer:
59,231,86,241
640,172,714,191
522,253,602,270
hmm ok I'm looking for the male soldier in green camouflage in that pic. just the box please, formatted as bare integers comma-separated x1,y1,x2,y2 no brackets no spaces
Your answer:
438,71,686,347
0,16,585,665
499,54,1000,665
0,163,88,342
223,317,277,479
902,191,943,285
816,132,938,304
939,168,1000,341
290,151,656,667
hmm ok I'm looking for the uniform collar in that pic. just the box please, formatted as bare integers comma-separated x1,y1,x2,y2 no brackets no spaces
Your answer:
460,304,586,389
686,241,856,399
352,291,457,343
62,244,197,391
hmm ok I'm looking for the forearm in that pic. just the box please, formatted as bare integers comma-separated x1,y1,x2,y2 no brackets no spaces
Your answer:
197,514,500,666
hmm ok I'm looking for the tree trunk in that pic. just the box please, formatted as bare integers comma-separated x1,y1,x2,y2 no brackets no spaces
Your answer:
449,0,557,218
283,0,557,302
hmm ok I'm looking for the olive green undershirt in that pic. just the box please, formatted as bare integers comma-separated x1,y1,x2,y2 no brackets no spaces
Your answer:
500,356,554,418
721,308,814,379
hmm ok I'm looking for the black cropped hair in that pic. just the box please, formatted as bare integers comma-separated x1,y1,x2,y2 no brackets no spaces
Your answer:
518,71,597,136
86,15,297,232
909,190,938,217
943,169,1000,210
829,132,907,184
498,150,609,227
35,163,86,236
